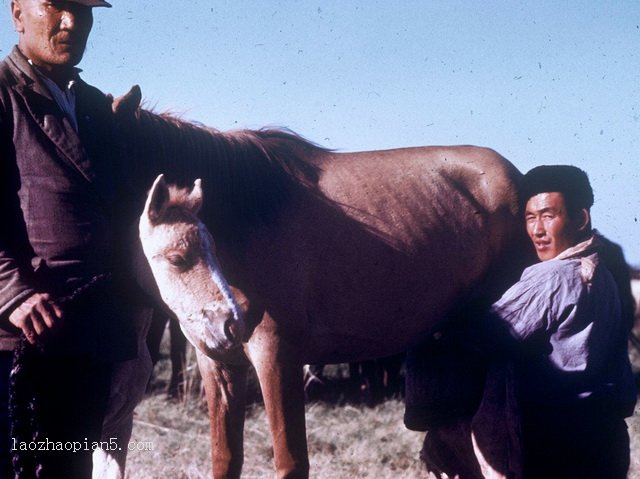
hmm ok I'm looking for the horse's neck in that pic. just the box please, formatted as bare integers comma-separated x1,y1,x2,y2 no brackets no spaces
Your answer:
131,111,325,244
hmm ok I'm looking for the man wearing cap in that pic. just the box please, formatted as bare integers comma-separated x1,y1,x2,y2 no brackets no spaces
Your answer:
0,1,151,478
481,165,637,478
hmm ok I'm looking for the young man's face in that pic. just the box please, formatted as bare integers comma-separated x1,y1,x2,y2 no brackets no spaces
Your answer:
12,0,93,73
525,192,588,261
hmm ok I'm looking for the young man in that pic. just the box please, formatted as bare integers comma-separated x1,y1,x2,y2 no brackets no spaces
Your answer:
405,165,636,478
0,1,152,477
482,165,636,478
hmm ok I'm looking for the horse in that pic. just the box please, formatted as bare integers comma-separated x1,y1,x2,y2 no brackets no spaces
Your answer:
129,100,526,478
304,355,405,405
632,268,640,330
146,310,188,399
630,268,640,380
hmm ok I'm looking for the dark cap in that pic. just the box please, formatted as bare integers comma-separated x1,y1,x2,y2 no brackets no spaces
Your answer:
522,165,594,212
69,0,112,7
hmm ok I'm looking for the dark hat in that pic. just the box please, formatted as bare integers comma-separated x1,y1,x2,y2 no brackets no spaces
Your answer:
522,165,594,211
69,0,112,7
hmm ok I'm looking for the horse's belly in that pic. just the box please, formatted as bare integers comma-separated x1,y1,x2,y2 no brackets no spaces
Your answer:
246,145,522,363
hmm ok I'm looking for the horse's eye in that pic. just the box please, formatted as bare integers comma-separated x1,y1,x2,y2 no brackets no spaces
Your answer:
166,254,189,269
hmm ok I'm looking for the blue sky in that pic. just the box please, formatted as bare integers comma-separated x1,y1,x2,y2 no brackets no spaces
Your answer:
1,1,638,264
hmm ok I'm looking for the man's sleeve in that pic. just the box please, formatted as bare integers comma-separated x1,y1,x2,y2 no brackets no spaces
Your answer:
489,269,553,340
471,266,559,358
0,113,36,320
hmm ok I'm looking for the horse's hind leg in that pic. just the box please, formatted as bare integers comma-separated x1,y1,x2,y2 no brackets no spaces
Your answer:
196,351,248,479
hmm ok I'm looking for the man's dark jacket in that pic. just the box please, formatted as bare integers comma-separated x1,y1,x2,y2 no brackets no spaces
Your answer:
0,46,142,360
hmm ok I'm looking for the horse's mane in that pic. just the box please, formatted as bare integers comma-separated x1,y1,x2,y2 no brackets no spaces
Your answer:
130,109,329,240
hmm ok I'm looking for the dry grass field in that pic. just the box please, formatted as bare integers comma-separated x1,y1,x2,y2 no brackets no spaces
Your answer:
126,396,428,479
125,338,640,479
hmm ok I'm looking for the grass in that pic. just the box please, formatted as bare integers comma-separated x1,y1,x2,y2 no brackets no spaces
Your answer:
125,335,640,478
126,396,428,479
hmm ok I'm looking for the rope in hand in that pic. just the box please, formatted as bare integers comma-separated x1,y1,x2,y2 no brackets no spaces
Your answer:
9,273,112,479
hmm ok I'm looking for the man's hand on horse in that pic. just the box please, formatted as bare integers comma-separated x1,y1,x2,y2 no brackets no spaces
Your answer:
9,293,64,347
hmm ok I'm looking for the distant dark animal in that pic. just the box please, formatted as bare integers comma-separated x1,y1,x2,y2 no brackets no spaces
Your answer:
631,268,640,333
146,311,188,399
304,355,404,406
348,355,405,405
630,268,640,378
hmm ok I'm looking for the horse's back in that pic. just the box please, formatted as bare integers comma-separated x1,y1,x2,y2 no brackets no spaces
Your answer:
317,145,522,293
318,145,520,248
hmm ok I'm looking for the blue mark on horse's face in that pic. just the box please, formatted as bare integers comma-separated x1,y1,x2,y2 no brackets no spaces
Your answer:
139,175,246,356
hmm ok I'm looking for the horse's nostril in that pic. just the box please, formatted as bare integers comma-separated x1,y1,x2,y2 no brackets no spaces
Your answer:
224,319,240,343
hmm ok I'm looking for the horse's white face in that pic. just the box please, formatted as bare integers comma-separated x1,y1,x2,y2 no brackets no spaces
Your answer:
139,175,246,356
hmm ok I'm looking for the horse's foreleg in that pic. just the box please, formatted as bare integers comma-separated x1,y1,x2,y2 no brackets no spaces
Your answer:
251,346,309,479
195,351,248,479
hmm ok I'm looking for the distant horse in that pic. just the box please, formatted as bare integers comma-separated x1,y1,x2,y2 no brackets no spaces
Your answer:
146,311,188,399
630,268,640,379
631,268,640,332
304,355,405,405
128,102,525,479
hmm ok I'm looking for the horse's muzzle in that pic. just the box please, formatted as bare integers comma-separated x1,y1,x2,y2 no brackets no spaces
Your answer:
203,309,243,350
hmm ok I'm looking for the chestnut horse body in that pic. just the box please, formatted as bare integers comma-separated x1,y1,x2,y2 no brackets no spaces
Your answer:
133,110,523,478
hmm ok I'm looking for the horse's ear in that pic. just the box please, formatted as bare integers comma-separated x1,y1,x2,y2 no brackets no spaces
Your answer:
112,84,142,118
186,178,203,214
144,174,170,224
